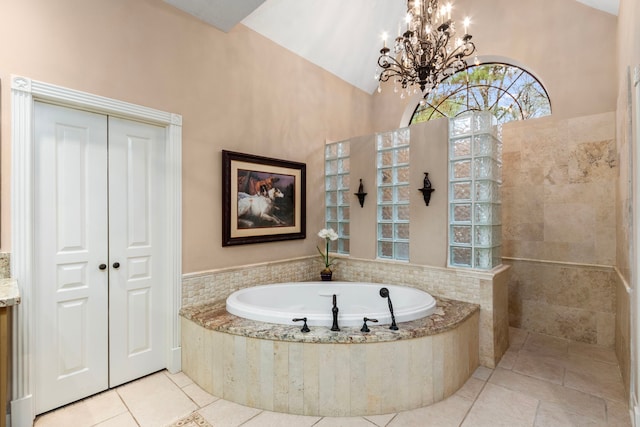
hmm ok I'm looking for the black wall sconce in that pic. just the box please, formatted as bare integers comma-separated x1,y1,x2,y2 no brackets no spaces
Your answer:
354,179,367,208
418,172,435,206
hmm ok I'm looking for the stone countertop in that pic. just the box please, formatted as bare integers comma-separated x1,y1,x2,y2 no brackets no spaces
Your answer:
0,278,20,307
180,296,479,344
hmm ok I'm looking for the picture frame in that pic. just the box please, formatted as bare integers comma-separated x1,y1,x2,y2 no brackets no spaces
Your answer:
222,150,306,246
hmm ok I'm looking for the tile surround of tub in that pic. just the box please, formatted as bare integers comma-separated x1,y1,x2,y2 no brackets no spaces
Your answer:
182,256,509,368
181,310,480,416
181,256,318,307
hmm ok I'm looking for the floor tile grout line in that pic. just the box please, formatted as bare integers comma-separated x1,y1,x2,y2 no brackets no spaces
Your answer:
89,408,138,427
363,416,379,426
457,367,493,426
237,409,264,426
382,412,399,426
531,399,542,427
114,387,142,427
159,370,204,427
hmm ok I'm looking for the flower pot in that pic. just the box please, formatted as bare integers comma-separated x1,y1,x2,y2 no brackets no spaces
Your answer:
320,270,333,281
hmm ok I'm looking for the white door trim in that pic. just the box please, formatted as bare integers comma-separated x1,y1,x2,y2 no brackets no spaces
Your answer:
10,75,182,427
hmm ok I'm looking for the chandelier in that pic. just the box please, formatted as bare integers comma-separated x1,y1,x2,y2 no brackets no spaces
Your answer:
376,0,477,98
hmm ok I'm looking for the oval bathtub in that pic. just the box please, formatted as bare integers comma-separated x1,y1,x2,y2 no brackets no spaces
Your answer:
226,281,437,327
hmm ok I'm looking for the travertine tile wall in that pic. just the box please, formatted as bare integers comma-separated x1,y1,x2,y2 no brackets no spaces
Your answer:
182,257,318,307
506,259,616,345
183,256,509,368
502,112,617,345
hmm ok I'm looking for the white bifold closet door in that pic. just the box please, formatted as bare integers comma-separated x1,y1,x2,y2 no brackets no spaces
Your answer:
34,101,167,415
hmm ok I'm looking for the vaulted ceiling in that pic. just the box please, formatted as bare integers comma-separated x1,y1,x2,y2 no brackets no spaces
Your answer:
164,0,619,95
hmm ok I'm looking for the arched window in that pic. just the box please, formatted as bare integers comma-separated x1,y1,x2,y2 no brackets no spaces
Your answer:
410,63,551,125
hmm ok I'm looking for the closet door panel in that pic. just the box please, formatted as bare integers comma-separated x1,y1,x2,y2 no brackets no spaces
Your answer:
34,102,109,414
108,117,167,387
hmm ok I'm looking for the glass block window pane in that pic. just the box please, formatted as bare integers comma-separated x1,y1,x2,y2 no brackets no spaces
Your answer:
452,160,472,180
452,204,472,223
451,226,472,245
326,207,337,221
325,140,350,255
451,246,472,267
395,223,410,239
377,128,410,261
396,205,410,221
451,137,472,158
379,206,393,221
379,223,393,239
452,182,471,201
378,241,394,259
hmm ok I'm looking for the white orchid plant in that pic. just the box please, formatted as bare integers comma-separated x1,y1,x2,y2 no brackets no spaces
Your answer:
317,228,339,271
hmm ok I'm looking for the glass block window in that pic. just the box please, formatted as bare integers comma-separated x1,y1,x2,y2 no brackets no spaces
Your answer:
376,128,410,261
449,111,502,269
325,140,350,254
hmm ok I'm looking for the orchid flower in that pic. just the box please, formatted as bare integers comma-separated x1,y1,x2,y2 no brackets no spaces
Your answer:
317,228,338,269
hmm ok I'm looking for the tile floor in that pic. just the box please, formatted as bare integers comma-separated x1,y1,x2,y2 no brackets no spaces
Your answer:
34,328,632,427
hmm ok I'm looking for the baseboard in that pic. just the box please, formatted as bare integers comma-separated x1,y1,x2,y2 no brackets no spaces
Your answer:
11,394,34,427
167,346,182,374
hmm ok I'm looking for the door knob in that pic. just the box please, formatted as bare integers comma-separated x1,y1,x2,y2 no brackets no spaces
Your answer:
113,262,120,269
99,264,107,270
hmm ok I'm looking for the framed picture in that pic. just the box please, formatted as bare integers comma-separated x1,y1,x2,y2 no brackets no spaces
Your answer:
222,150,306,246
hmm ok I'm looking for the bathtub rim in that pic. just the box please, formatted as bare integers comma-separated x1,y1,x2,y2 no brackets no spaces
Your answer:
225,281,437,327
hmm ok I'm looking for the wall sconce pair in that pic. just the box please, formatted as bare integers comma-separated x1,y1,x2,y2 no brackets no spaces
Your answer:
354,173,434,207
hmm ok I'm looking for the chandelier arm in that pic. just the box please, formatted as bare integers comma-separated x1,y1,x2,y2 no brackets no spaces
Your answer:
402,39,418,67
378,54,417,84
378,54,411,74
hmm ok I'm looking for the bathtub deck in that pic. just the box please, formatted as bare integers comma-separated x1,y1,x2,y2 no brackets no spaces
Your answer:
179,296,478,344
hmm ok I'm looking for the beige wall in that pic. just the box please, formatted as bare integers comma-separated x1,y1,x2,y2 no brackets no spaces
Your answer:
0,0,374,273
371,0,618,132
